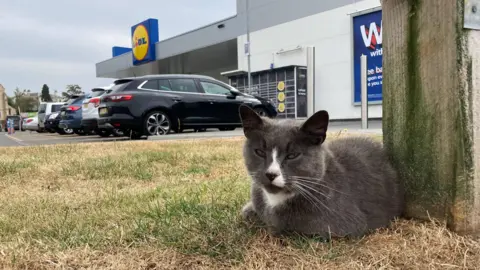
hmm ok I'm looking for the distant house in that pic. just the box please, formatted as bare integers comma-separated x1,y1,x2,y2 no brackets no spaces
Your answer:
0,84,17,125
25,92,40,101
50,93,64,102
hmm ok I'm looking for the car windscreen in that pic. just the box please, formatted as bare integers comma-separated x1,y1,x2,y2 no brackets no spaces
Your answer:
65,96,84,105
51,104,63,112
90,90,106,98
38,103,47,113
110,79,133,93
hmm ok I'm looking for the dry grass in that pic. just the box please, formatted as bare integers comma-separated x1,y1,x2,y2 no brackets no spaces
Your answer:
0,133,479,269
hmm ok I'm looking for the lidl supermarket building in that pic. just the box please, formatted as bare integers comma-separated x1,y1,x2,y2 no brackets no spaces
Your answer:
95,0,383,120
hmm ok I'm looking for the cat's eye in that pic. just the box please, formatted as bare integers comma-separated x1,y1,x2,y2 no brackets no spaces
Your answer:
286,153,300,160
254,149,266,158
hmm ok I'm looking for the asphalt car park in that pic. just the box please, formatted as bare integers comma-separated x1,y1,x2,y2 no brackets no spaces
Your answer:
0,120,382,147
0,128,246,147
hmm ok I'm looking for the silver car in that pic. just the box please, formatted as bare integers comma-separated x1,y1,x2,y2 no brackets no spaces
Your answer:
23,116,39,132
81,85,124,137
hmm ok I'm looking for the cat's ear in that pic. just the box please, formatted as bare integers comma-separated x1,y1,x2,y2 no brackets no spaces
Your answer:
239,105,264,137
299,110,329,145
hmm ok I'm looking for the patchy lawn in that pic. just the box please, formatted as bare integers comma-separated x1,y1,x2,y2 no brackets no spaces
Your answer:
0,133,478,269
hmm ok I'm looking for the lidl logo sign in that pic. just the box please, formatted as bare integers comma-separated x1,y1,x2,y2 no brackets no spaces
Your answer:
132,25,150,61
130,19,159,66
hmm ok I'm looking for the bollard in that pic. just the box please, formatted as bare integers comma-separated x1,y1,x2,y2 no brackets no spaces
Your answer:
360,54,368,129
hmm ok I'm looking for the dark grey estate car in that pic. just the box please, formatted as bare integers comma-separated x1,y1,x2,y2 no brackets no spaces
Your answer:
97,74,277,139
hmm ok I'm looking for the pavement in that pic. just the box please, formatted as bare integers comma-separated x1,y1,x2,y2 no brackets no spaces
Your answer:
0,120,382,148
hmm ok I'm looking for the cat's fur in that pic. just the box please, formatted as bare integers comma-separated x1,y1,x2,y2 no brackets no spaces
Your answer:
239,105,404,238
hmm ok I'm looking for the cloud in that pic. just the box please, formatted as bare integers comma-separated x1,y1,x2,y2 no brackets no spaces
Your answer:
0,12,128,61
0,0,236,95
0,58,112,93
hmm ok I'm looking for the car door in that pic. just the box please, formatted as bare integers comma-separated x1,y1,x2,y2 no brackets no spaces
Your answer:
167,78,210,125
139,78,206,126
197,80,243,124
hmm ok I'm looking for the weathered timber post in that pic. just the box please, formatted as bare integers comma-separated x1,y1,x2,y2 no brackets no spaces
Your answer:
382,0,480,234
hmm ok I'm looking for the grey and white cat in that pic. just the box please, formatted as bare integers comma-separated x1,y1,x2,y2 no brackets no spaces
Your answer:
239,105,404,238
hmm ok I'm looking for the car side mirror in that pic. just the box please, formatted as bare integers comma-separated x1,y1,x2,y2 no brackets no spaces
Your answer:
226,91,238,99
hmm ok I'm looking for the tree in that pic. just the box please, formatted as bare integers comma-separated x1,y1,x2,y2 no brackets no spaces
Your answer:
13,87,37,113
62,84,84,99
7,96,15,108
41,84,52,102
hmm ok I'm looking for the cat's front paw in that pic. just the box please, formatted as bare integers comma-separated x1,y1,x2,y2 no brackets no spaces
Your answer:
241,201,261,224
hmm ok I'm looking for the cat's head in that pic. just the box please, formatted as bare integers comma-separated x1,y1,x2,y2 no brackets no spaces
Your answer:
239,105,329,194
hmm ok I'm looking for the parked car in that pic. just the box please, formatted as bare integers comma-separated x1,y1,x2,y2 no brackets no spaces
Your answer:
23,116,39,132
97,74,277,139
80,86,124,137
81,87,109,136
38,102,64,132
4,115,22,132
45,112,74,135
58,95,87,135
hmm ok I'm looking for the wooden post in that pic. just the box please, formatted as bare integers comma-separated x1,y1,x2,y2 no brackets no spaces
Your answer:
382,0,480,234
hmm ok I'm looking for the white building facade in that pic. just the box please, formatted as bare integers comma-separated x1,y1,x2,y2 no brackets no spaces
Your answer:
95,0,382,120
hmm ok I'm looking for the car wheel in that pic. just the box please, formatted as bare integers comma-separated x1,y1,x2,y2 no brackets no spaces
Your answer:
74,129,86,136
64,128,74,135
254,107,269,117
112,128,125,137
129,130,144,140
219,127,236,131
144,111,171,136
194,128,207,132
95,128,112,137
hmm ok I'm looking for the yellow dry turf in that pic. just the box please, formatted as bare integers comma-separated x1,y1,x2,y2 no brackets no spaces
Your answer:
0,133,479,269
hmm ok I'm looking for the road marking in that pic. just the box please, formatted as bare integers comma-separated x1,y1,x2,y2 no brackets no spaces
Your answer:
5,134,23,142
4,134,29,146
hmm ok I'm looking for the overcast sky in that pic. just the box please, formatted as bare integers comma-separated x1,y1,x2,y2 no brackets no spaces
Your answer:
0,0,236,96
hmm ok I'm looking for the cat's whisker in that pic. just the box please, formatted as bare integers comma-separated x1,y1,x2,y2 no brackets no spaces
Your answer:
299,181,348,196
293,185,315,206
290,176,327,182
293,184,326,213
293,183,334,212
292,177,349,196
296,188,336,217
290,175,334,189
294,181,331,199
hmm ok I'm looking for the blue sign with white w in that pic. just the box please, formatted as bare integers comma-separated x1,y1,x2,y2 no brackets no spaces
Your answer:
353,10,382,103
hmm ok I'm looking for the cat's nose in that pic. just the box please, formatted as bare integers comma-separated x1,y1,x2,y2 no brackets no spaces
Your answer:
265,172,278,181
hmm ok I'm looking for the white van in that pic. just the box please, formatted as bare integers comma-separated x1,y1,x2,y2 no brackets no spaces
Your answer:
38,102,64,131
